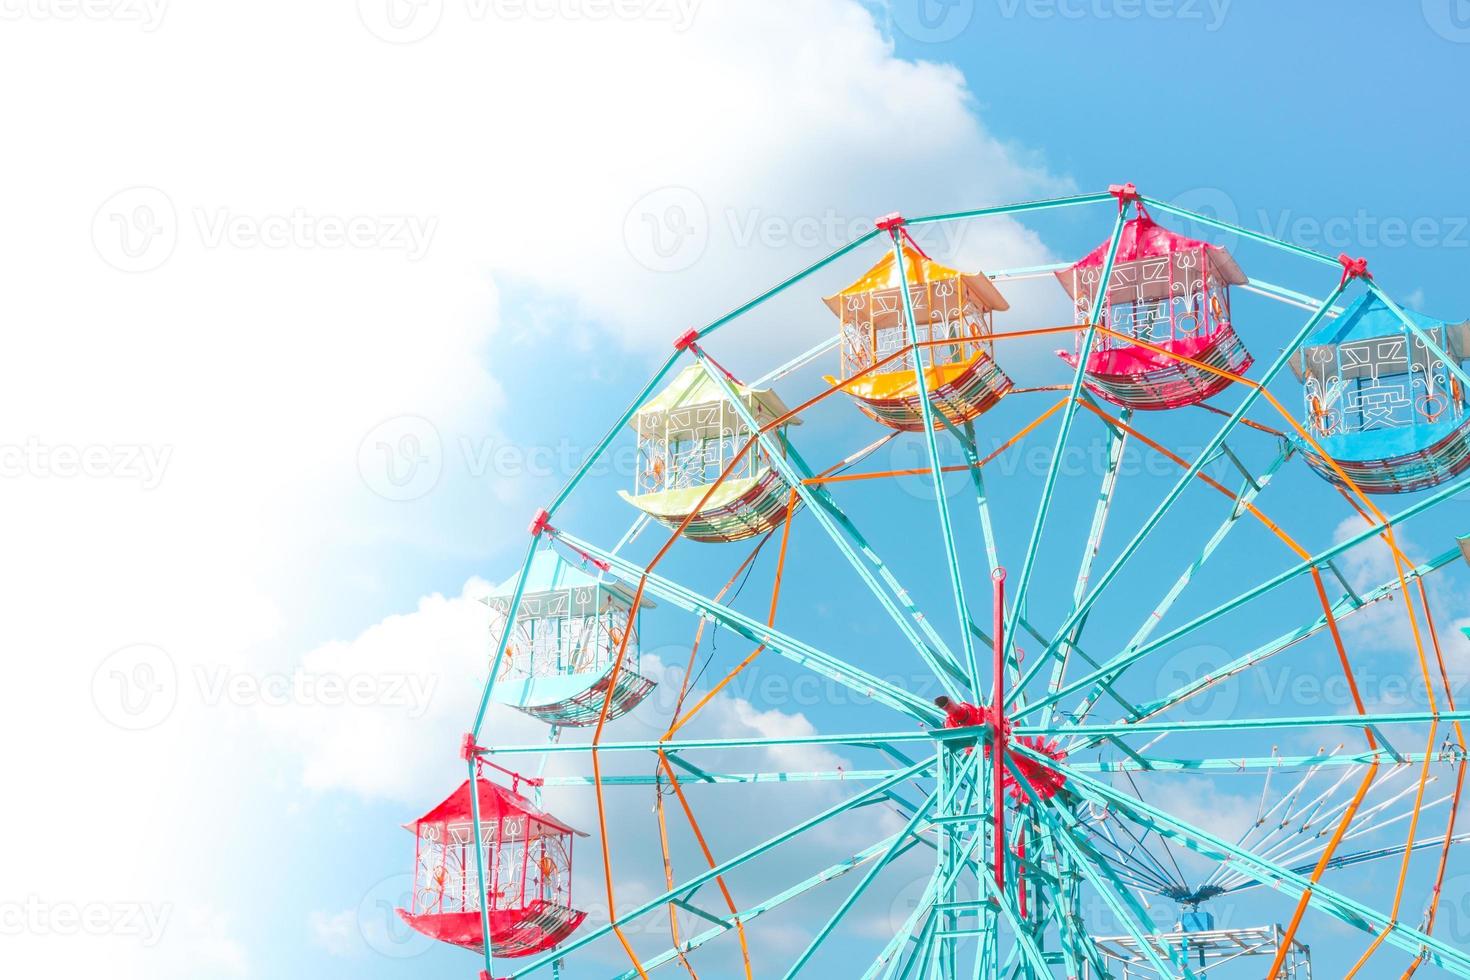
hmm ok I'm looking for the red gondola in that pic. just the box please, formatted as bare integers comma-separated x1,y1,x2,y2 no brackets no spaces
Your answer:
397,775,587,959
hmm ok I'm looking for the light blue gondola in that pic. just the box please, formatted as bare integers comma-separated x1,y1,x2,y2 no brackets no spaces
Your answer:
483,550,656,727
1291,293,1470,494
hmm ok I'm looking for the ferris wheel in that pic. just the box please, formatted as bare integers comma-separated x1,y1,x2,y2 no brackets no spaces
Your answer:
395,184,1470,979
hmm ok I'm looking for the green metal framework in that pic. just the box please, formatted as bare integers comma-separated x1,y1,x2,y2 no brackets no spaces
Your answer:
430,188,1470,979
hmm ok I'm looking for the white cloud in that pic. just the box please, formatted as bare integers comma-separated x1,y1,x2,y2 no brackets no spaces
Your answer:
0,1,1068,976
308,908,359,959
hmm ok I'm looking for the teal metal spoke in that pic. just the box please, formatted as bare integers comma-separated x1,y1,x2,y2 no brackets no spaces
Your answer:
1003,205,1131,687
1016,471,1470,721
1030,748,1470,976
693,353,969,697
612,834,926,979
1009,279,1353,709
889,228,984,693
506,757,935,977
1119,543,1463,731
558,529,941,721
1064,441,1294,728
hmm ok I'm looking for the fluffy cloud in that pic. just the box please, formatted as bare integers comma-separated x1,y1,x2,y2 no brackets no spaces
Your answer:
0,1,1068,976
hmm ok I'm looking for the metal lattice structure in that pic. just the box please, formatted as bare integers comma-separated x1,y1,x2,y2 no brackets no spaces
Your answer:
397,184,1470,979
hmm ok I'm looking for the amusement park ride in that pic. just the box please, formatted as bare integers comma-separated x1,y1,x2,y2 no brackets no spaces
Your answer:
393,184,1470,978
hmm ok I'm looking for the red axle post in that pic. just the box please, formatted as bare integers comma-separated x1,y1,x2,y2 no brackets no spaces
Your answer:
991,567,1007,896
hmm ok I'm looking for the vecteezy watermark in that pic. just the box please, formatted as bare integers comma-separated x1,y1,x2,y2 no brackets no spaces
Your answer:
193,208,436,258
1444,872,1470,944
358,415,444,502
92,186,437,272
1151,656,1470,718
994,0,1232,30
357,874,432,958
0,0,168,30
1423,0,1470,43
193,666,438,718
1152,645,1241,719
357,0,699,43
1257,208,1470,251
92,646,439,730
624,190,993,272
623,186,709,273
0,897,173,945
92,644,179,731
1167,186,1470,252
92,186,177,273
0,438,172,489
890,0,976,42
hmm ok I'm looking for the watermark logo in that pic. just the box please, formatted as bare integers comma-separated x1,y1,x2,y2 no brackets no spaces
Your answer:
358,874,432,958
358,0,698,43
92,644,178,731
193,208,436,258
1170,186,1241,253
1152,644,1239,719
0,0,168,30
892,0,976,42
0,439,172,488
93,187,437,271
995,0,1232,31
0,897,172,945
624,186,708,273
1424,0,1470,43
93,186,177,273
357,0,444,43
194,666,438,717
358,415,443,501
1441,872,1470,944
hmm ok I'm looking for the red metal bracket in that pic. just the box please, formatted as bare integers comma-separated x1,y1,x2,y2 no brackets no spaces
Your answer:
1108,182,1140,211
874,211,905,232
460,732,481,762
1338,253,1372,286
528,507,553,537
673,327,700,351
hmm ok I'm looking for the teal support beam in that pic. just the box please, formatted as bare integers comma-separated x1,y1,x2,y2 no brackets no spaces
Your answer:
611,834,925,979
1368,279,1470,391
1016,471,1470,721
1041,405,1130,725
1066,442,1293,727
1003,204,1131,686
783,776,950,978
547,349,683,515
1120,544,1462,729
1010,278,1352,709
473,533,542,737
908,191,1115,227
890,225,983,693
691,352,968,696
1019,709,1470,739
698,231,882,340
1141,195,1340,268
507,757,935,977
487,730,935,756
540,767,911,786
1040,750,1470,976
466,757,496,979
781,435,972,691
558,529,941,722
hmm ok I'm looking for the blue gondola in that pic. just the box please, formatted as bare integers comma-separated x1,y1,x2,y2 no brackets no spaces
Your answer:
1291,292,1470,494
484,550,656,726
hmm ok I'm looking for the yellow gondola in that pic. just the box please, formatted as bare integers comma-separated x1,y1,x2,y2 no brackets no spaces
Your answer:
822,241,1013,431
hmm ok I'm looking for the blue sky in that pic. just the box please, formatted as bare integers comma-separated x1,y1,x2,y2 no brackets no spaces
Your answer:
5,2,1469,978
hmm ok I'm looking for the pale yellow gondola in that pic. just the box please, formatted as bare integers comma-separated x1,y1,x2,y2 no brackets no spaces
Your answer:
618,365,800,543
